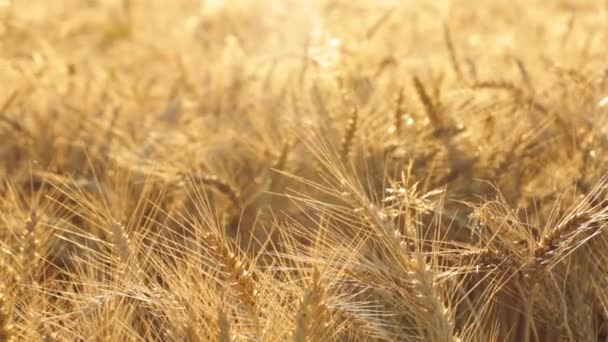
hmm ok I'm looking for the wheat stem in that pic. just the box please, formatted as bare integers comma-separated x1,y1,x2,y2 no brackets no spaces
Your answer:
0,293,13,342
218,308,233,342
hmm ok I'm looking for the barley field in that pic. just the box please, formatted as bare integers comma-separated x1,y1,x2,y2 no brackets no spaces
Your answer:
1,0,608,341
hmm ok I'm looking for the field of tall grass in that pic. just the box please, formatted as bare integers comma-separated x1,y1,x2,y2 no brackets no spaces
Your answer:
1,0,608,340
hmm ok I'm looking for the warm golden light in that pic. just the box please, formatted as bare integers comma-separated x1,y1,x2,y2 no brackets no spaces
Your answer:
1,0,608,340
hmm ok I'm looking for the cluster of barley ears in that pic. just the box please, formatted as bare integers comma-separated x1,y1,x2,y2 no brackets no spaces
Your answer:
1,0,608,340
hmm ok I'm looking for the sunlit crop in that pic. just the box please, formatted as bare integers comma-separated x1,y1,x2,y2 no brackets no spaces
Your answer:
1,1,608,341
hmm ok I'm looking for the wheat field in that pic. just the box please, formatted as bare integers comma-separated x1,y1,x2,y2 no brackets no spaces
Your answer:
1,0,608,341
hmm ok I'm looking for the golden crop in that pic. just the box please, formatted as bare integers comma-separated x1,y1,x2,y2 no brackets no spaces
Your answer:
1,0,607,341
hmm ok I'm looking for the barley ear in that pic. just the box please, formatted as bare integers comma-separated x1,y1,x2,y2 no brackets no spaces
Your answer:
393,87,405,137
532,211,595,271
21,208,40,273
194,174,242,211
207,234,257,310
206,233,260,338
443,23,463,82
412,76,442,130
110,221,132,265
340,106,359,164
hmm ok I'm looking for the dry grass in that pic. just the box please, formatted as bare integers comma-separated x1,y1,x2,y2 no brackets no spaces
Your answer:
1,0,608,340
